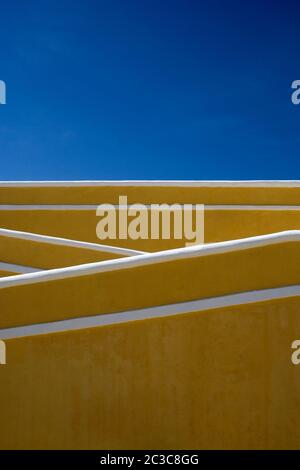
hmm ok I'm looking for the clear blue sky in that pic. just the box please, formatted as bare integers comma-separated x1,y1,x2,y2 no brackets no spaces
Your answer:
0,0,300,180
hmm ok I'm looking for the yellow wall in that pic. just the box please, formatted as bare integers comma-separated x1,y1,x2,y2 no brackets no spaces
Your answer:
1,296,300,449
0,183,300,251
1,240,300,329
0,208,300,251
1,183,300,449
0,270,16,277
0,232,129,270
1,184,300,204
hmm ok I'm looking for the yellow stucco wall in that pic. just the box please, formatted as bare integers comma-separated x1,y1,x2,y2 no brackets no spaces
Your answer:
0,231,132,270
1,184,300,205
0,296,300,449
0,270,15,277
0,240,299,329
0,208,299,251
0,183,300,251
0,182,300,449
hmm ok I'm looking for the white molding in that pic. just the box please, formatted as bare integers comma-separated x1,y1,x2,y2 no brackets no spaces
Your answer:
0,180,300,187
205,205,300,210
0,230,299,289
0,204,300,211
0,261,40,274
0,284,299,339
0,228,145,256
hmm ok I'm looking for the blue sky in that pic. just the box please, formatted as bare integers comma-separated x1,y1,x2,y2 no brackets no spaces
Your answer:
0,0,300,180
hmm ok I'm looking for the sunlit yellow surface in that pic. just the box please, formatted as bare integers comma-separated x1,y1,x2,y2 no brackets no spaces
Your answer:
1,184,300,204
0,183,300,251
0,239,300,329
0,231,130,270
0,270,15,277
0,296,300,449
0,208,300,251
0,182,300,450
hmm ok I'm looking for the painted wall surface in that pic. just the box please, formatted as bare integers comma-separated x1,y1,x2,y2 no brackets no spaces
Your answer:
0,182,300,450
1,183,300,205
0,183,300,251
0,239,300,329
0,209,299,251
0,231,138,270
0,296,300,449
0,270,15,277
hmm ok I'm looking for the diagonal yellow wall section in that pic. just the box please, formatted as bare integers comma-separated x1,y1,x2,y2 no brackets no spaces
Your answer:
0,296,300,449
0,229,143,270
0,270,17,277
0,235,300,329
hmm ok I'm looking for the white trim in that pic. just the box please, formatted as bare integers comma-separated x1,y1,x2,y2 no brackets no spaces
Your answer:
0,284,299,339
0,180,300,187
0,230,299,289
0,228,145,256
0,261,40,274
205,205,300,211
0,204,300,211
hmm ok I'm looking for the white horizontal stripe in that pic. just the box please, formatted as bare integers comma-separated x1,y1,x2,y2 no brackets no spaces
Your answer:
0,230,299,289
0,204,300,210
0,228,145,256
0,180,300,187
0,285,299,339
205,205,300,210
0,262,40,274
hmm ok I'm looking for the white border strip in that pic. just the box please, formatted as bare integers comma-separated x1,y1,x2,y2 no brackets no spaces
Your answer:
0,180,300,187
0,261,40,274
0,204,300,211
0,228,145,256
0,230,299,289
1,285,299,339
206,205,300,211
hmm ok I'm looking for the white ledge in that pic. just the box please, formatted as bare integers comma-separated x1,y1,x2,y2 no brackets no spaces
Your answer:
0,261,40,274
0,180,299,188
0,204,300,210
